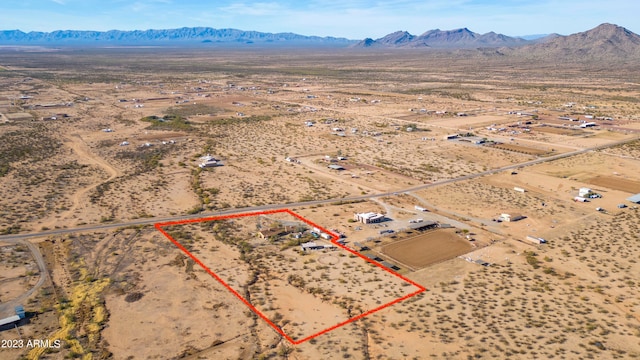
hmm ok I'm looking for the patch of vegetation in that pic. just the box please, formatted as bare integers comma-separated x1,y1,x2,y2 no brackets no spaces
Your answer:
28,257,110,359
0,124,62,177
115,146,171,173
524,250,540,269
124,292,144,303
140,114,192,131
165,104,223,118
0,224,22,235
420,163,442,173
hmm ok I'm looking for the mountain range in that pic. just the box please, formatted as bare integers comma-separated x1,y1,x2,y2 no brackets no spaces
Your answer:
0,27,354,46
0,24,638,60
353,28,530,48
355,23,640,60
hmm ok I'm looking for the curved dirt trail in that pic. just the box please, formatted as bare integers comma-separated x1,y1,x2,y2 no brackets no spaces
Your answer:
0,239,49,318
42,134,122,228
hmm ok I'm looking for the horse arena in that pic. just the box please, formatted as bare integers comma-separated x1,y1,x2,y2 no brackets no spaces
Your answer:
382,229,473,269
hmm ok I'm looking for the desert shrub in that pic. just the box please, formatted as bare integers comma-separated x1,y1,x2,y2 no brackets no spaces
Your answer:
115,147,171,173
0,124,62,177
524,251,540,269
124,292,144,302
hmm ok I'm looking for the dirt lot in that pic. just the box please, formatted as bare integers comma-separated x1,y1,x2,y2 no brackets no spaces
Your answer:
586,175,640,194
382,229,472,269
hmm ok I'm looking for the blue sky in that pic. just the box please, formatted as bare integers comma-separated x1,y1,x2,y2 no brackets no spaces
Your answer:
1,0,638,39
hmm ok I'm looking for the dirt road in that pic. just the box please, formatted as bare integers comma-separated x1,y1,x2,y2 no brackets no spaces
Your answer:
41,134,122,229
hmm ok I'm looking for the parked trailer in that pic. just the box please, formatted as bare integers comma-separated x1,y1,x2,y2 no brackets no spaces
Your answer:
414,205,428,212
514,187,526,193
574,197,588,202
526,235,547,244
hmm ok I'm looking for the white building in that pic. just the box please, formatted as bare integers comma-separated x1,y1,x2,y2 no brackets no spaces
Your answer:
199,160,219,168
198,154,224,168
579,187,591,197
354,212,385,224
500,213,525,222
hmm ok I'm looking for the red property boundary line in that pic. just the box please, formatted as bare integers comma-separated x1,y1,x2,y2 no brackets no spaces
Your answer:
154,208,426,345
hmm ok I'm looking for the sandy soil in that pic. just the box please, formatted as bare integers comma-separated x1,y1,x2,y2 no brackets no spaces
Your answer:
158,212,421,344
382,229,473,269
1,49,640,359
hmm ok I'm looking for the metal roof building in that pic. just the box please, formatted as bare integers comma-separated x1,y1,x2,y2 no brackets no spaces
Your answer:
627,193,640,204
0,305,26,328
353,242,370,251
409,221,438,231
381,261,401,271
365,253,384,262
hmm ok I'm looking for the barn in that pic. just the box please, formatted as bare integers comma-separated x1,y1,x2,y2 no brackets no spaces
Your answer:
628,193,640,204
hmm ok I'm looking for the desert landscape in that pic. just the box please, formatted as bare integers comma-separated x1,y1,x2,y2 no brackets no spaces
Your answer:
1,24,640,359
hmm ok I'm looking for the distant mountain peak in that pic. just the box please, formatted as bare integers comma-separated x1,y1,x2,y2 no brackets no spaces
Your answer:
374,30,416,46
509,23,640,60
356,38,378,47
583,22,637,39
592,23,625,31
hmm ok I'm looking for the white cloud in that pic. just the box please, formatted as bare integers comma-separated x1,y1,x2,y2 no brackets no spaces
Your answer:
1,0,639,38
219,2,286,16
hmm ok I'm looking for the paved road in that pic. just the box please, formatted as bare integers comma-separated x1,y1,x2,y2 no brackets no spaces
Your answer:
2,134,637,243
